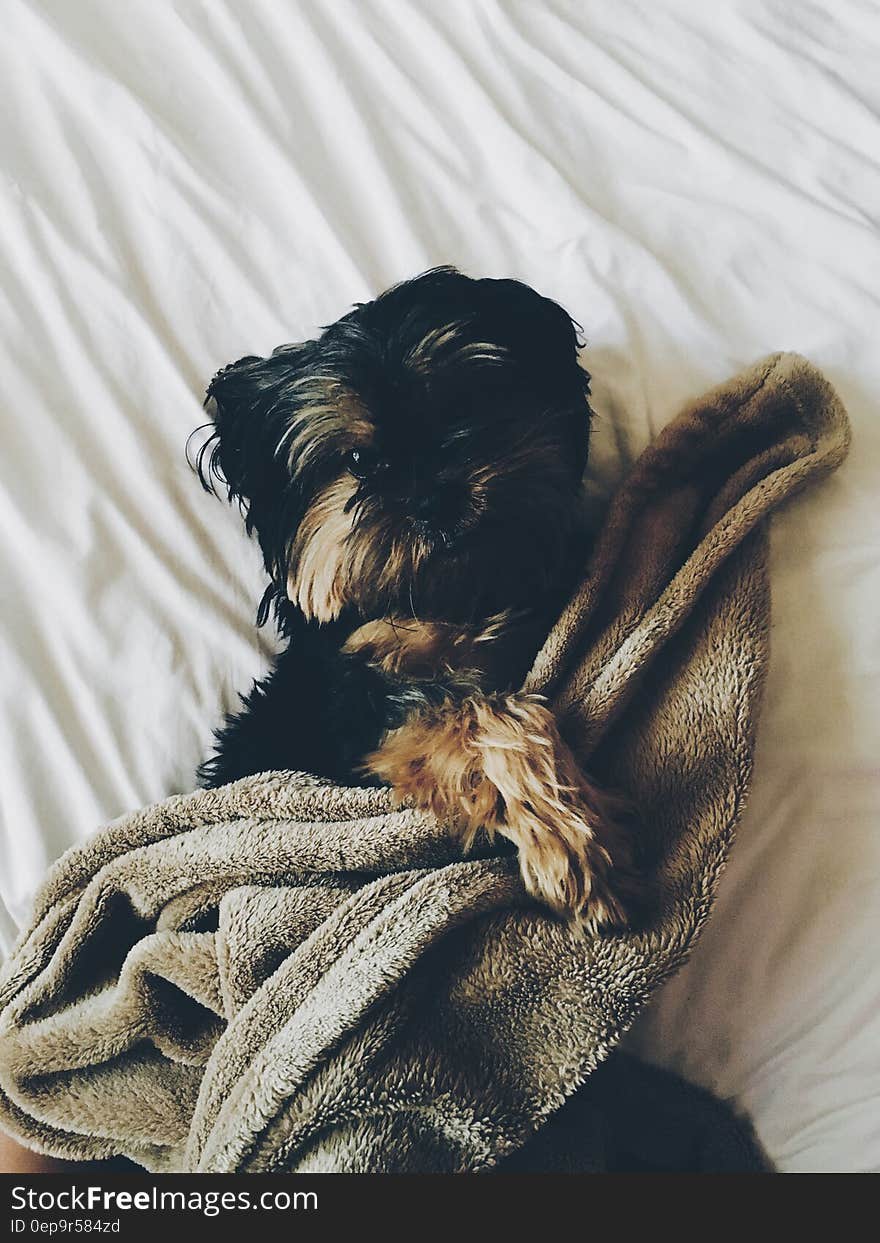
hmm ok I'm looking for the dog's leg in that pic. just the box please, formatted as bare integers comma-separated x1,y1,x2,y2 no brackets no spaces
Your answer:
364,694,634,929
201,619,392,787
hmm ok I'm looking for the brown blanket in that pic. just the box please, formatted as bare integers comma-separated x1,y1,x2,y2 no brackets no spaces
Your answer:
0,354,850,1172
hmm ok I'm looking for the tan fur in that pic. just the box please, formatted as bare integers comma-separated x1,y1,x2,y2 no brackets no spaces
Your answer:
287,478,437,624
287,474,358,622
279,384,374,476
342,611,513,678
364,693,634,928
404,321,508,373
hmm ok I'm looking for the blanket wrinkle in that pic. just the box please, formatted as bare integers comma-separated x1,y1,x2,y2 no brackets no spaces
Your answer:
0,354,850,1172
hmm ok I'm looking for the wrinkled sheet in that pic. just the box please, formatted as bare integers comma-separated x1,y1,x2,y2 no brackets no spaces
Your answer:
0,0,877,1172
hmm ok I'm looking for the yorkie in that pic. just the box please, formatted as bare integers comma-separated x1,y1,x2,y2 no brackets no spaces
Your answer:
197,267,633,927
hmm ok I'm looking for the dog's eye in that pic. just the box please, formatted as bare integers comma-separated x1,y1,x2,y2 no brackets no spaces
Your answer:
346,447,386,479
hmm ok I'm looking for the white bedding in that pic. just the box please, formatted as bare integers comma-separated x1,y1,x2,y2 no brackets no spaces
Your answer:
1,0,878,1172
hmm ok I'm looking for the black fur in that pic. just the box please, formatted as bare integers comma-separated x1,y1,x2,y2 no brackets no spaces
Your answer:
194,267,592,787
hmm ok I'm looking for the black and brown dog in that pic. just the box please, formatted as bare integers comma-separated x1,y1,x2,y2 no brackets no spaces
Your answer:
196,267,634,927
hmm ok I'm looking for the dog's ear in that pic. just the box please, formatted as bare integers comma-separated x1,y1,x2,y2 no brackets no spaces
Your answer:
197,345,318,608
201,349,302,509
199,355,259,505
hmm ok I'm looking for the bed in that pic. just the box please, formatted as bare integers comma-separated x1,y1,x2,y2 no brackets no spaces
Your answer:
1,0,877,1173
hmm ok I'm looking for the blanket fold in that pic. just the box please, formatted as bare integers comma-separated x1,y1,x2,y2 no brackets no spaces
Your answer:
0,354,850,1172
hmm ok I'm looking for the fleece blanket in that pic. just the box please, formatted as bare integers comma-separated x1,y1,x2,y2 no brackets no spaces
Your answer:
0,354,849,1173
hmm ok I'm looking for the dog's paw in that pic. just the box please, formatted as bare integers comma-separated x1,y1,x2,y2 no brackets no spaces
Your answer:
364,691,643,930
514,808,635,931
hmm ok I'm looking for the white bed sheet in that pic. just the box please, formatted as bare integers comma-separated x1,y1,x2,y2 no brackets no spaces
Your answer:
1,0,878,1172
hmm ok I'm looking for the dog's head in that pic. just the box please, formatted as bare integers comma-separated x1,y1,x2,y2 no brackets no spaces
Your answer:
197,267,591,626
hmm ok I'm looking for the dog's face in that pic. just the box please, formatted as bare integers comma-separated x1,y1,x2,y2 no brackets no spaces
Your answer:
199,267,591,625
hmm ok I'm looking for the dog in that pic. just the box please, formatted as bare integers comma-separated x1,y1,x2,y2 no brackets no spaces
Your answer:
195,266,634,928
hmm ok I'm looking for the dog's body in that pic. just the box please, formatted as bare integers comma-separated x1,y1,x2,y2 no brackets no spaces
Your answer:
198,267,634,926
200,583,569,789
